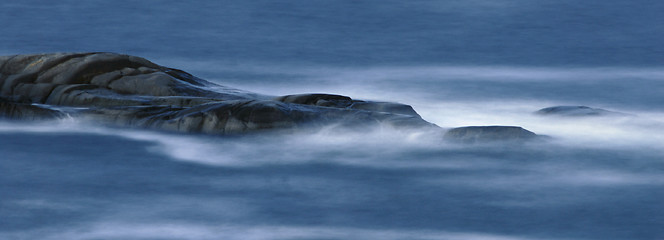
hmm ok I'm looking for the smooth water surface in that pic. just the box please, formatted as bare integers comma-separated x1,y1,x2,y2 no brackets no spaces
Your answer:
1,1,663,239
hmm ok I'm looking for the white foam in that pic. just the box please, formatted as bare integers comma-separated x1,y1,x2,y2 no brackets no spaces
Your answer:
2,102,663,170
113,61,664,150
434,168,664,190
157,58,664,83
2,65,663,169
4,222,552,240
149,59,664,98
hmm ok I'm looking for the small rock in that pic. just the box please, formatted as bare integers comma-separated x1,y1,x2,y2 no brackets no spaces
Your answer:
443,126,540,144
535,106,626,117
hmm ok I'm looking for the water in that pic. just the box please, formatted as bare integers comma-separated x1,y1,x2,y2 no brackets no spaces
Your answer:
1,1,663,239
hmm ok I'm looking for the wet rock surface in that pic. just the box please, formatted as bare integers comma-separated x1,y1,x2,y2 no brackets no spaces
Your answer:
0,97,65,120
0,52,434,134
443,126,541,144
1,52,548,143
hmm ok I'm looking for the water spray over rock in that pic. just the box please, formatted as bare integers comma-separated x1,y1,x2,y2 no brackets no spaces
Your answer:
0,52,544,143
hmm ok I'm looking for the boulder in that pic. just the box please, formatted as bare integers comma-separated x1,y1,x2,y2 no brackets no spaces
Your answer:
443,126,541,144
0,52,435,134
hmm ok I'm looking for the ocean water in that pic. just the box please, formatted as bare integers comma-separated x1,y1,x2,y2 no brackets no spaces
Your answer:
1,1,663,240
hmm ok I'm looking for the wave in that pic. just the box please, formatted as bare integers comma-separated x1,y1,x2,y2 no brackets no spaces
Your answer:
150,60,664,111
1,222,555,240
1,112,662,185
1,64,662,195
158,59,664,81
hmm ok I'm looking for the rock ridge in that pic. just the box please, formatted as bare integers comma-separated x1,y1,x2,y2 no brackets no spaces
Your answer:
0,52,433,134
1,52,545,143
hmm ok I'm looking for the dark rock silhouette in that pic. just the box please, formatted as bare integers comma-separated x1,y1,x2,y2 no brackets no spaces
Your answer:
535,106,626,117
0,52,433,134
1,52,544,143
443,126,541,144
0,97,64,120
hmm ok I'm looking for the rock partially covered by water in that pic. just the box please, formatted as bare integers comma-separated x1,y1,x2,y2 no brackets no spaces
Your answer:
0,97,65,120
535,106,625,117
443,126,541,144
0,52,434,134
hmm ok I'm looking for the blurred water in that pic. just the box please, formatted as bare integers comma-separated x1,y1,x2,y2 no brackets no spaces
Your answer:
1,1,663,240
2,0,663,66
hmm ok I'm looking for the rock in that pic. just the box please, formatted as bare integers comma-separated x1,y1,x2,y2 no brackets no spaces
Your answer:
0,52,545,143
349,101,421,118
275,93,353,108
275,94,421,117
0,52,435,134
443,126,541,144
0,97,65,120
535,106,626,117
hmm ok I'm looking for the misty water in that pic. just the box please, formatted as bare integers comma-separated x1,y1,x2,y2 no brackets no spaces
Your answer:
1,1,663,240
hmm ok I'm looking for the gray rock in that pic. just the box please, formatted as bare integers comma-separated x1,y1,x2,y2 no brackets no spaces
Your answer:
0,52,435,134
535,106,626,117
443,126,541,144
1,52,546,144
0,97,65,120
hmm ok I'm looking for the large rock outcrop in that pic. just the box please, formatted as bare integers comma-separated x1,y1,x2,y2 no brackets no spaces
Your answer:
0,52,433,134
0,52,546,143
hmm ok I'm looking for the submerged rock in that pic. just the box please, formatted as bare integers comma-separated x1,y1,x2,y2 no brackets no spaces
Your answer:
443,126,541,144
535,106,626,117
0,52,434,134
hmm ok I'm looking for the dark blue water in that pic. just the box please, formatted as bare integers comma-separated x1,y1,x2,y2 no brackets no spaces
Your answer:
2,0,664,66
1,1,663,239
